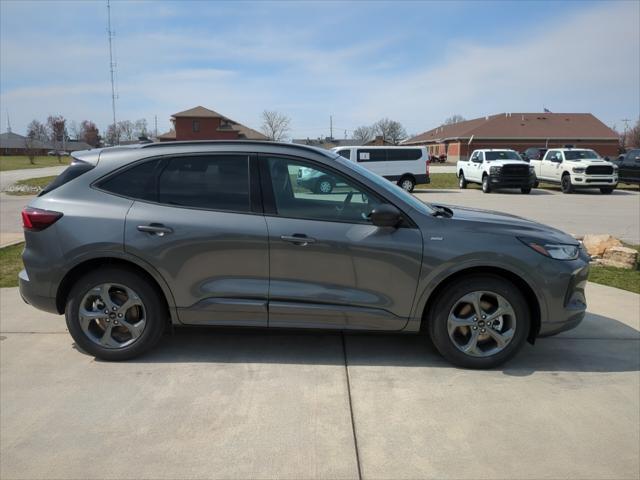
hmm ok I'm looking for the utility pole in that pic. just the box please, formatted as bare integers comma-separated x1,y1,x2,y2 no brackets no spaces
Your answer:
329,115,333,140
154,115,158,138
107,0,118,144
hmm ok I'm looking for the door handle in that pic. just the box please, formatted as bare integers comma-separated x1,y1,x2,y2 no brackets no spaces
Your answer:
280,234,316,246
137,224,173,237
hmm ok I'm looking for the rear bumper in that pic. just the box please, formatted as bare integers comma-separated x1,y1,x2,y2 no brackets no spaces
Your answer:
19,269,59,314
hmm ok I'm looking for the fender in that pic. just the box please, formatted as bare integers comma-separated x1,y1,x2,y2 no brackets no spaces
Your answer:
405,255,549,332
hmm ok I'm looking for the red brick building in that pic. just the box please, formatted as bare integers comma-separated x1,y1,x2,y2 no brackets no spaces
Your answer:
403,113,619,162
157,106,267,142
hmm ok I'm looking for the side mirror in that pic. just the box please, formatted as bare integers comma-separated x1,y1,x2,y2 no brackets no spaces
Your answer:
369,204,402,228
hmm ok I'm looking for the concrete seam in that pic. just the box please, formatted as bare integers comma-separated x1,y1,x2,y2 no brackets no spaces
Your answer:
342,333,363,480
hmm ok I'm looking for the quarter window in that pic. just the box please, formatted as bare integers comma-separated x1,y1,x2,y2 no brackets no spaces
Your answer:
337,149,351,160
158,155,250,212
98,159,161,201
266,157,383,224
387,149,422,161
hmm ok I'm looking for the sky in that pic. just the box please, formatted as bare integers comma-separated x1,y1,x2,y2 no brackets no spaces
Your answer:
1,0,639,140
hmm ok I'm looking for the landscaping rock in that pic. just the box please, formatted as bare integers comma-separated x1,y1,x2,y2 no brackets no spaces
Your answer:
582,234,623,257
601,246,638,269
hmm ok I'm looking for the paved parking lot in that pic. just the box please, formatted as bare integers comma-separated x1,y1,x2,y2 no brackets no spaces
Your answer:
1,283,638,479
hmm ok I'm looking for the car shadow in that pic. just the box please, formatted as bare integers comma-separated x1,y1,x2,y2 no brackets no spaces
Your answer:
115,312,639,375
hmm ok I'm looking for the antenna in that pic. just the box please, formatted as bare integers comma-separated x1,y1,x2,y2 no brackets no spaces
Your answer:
330,115,333,140
6,111,11,133
107,0,118,144
154,115,158,138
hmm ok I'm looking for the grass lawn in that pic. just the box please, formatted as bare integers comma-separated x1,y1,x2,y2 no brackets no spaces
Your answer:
5,176,57,196
418,173,639,191
0,243,23,288
0,156,70,171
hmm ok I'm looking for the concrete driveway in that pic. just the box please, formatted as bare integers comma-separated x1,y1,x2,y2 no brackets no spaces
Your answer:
1,283,638,479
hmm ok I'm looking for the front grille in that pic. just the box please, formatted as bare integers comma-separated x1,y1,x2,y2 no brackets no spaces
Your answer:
585,165,613,175
585,178,613,183
501,164,529,176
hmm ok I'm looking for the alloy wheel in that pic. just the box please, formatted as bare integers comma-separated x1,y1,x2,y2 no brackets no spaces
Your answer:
78,283,147,349
319,180,332,194
401,179,414,191
447,290,516,357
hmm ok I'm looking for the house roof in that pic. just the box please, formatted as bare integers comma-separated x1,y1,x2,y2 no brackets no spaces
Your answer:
157,129,177,140
404,113,618,144
0,131,51,149
171,106,267,140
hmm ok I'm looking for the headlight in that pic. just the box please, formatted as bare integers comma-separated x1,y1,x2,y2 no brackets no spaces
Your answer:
518,237,580,260
490,166,502,175
613,164,619,171
572,167,585,173
529,166,535,174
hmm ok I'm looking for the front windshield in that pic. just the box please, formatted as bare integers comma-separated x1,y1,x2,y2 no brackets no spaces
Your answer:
485,151,522,161
564,150,599,160
330,153,434,214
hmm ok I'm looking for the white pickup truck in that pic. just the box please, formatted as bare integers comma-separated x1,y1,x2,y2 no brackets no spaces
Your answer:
457,149,536,194
529,148,618,194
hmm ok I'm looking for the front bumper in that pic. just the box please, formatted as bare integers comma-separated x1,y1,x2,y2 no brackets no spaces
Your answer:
489,174,536,188
537,257,589,337
19,269,59,314
570,174,618,187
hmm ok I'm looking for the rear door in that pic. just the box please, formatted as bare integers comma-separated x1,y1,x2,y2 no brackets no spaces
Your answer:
261,154,423,331
108,154,270,327
621,149,640,183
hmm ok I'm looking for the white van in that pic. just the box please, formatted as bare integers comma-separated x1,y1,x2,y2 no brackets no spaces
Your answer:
331,146,429,192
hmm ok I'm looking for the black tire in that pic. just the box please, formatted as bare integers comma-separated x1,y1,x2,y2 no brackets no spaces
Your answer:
561,174,573,194
600,187,614,194
314,177,334,194
398,175,416,192
533,181,539,188
521,187,532,194
482,175,491,193
65,267,167,361
427,275,530,369
458,172,467,189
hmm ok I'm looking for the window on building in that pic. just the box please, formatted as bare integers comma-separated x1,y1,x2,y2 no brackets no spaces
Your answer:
192,120,200,133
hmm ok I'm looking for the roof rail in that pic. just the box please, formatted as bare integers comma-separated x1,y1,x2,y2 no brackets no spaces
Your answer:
140,140,312,151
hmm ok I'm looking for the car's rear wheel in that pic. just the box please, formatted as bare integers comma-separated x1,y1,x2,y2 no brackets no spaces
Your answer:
458,172,467,189
398,176,415,192
315,178,334,194
65,268,167,361
428,275,530,369
600,187,614,194
521,187,532,194
482,175,491,193
561,174,573,194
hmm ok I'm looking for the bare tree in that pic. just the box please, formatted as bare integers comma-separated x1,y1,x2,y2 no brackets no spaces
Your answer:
628,119,640,149
134,119,148,139
443,114,466,125
105,123,119,146
69,121,81,140
261,110,291,141
80,120,100,147
24,120,45,165
372,118,407,144
46,115,67,162
117,120,135,141
27,119,48,143
352,125,374,144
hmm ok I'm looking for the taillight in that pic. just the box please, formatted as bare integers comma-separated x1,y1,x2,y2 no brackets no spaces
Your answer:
21,207,63,231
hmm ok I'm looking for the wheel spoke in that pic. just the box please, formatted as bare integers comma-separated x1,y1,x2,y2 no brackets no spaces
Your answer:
97,284,116,310
462,328,480,354
448,314,475,332
99,323,118,348
119,318,145,339
117,297,143,315
486,328,514,348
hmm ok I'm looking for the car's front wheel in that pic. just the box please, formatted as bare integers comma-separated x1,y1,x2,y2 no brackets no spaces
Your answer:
561,174,573,194
65,268,167,361
458,173,467,189
600,187,614,194
428,275,530,369
521,187,532,194
482,175,491,193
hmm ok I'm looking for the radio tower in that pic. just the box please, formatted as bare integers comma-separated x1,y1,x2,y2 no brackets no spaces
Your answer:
107,0,118,144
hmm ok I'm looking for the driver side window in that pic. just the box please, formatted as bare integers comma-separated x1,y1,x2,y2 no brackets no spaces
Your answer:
266,157,383,224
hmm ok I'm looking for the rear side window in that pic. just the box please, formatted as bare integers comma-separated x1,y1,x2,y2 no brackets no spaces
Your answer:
387,149,422,161
39,159,95,197
158,155,250,212
98,159,161,202
337,149,351,160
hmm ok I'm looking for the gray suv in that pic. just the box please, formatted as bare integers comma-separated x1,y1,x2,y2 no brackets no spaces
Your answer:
19,141,589,368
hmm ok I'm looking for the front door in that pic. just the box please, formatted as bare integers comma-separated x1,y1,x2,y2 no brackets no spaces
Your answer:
123,154,269,326
542,150,562,180
261,155,423,331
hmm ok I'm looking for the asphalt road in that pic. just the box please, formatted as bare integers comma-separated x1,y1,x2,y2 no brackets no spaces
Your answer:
1,283,638,479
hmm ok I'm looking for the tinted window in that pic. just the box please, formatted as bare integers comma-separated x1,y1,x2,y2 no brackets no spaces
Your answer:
39,159,95,197
387,149,422,161
624,150,640,164
267,157,383,224
337,149,351,160
99,159,160,201
357,149,387,162
158,155,250,211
